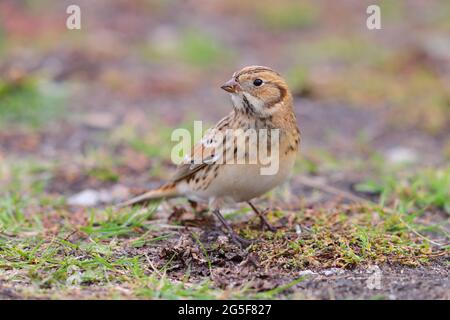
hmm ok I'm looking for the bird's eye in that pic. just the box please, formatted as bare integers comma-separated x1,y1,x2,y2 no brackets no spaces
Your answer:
253,78,263,86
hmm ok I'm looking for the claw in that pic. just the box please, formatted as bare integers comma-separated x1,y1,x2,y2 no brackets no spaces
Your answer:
212,208,252,249
247,202,277,232
230,233,253,248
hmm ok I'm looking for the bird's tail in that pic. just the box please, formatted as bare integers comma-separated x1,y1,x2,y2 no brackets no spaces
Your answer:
116,182,179,207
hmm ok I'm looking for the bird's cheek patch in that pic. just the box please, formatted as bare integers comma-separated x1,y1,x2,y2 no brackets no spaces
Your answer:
243,92,264,112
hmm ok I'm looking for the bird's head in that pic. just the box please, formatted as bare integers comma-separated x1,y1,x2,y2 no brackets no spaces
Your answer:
221,66,292,118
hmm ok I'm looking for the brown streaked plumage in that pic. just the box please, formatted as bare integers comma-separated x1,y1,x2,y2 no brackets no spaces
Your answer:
119,66,300,247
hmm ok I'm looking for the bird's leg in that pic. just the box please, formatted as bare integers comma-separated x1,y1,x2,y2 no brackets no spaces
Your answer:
247,201,276,232
212,209,252,248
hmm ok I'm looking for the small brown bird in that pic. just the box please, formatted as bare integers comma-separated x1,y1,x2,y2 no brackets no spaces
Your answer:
120,66,300,246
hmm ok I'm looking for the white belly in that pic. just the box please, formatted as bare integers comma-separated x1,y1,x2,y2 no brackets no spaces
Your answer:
180,152,296,203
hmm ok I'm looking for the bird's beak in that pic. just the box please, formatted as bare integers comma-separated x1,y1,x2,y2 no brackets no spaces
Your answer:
221,78,240,93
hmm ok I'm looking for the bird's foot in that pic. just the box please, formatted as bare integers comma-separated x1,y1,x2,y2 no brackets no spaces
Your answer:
247,202,276,232
258,209,277,232
212,208,253,249
229,232,253,249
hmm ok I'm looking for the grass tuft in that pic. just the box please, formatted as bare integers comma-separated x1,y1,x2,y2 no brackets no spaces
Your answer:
249,204,442,270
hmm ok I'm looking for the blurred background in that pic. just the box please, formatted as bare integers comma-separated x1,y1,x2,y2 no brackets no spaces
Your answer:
0,0,449,210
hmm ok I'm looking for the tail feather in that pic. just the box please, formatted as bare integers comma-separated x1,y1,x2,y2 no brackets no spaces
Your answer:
117,183,179,207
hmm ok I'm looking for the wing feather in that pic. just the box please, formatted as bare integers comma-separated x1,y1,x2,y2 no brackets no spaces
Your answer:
171,117,232,182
